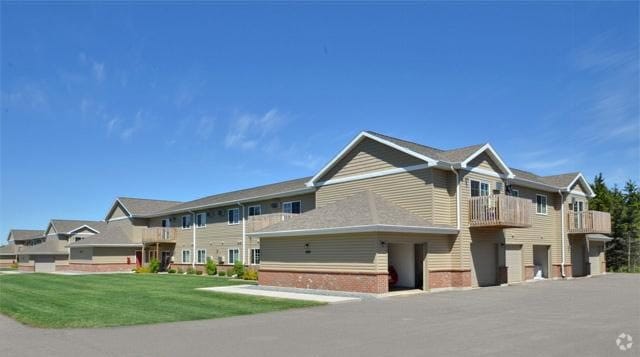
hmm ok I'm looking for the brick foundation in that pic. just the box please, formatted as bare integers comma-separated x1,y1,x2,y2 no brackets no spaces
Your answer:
428,269,471,289
551,264,572,278
18,265,34,272
67,263,134,272
0,262,16,269
498,266,508,284
259,270,389,294
524,265,535,280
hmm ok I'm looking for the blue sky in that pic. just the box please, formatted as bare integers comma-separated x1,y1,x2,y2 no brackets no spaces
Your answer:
1,2,638,237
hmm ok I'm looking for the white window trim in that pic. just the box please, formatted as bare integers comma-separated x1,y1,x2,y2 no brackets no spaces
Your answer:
248,205,262,216
282,200,302,214
228,248,239,264
181,215,192,230
181,249,191,264
250,248,260,265
196,212,207,228
161,218,171,228
227,208,240,225
196,249,207,264
470,180,491,197
536,194,548,215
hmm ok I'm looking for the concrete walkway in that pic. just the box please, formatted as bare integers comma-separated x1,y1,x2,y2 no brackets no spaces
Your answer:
198,284,361,303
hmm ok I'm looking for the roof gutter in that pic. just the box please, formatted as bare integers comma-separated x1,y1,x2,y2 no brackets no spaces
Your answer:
559,189,566,278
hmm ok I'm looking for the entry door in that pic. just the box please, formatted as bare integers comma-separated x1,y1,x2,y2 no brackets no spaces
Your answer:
161,251,172,270
414,244,427,290
589,244,601,275
471,242,498,287
573,201,584,229
505,245,523,283
135,251,142,267
572,240,586,277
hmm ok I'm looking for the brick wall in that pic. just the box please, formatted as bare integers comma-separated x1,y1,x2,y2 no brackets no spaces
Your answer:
498,266,508,284
18,265,34,272
259,270,389,294
524,265,535,280
551,264,572,278
428,269,471,289
68,263,134,272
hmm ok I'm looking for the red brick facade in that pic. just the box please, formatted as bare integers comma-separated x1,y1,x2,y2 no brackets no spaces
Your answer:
498,266,508,284
428,269,471,289
524,265,535,280
259,270,389,293
551,264,572,278
67,263,134,272
18,265,34,272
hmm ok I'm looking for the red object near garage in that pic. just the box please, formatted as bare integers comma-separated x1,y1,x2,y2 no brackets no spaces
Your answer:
388,265,398,286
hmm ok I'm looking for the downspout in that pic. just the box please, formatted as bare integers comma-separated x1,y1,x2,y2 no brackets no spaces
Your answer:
450,166,461,230
190,211,196,268
239,202,246,264
559,190,566,278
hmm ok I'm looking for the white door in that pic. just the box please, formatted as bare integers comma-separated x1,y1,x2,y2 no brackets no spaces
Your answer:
505,245,522,283
34,256,56,273
589,244,601,275
471,242,497,287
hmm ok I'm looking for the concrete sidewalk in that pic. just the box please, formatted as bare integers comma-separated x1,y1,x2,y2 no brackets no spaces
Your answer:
198,284,361,303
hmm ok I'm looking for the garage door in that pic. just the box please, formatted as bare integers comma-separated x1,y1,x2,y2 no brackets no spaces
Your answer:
505,245,522,283
471,242,497,287
589,244,601,275
34,256,56,273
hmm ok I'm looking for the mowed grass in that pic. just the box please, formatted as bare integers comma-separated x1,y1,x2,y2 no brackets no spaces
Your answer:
0,274,322,328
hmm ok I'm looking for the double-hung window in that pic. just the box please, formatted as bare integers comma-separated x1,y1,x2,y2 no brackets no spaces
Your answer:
181,215,192,229
228,208,240,225
250,248,260,265
536,195,548,215
283,201,301,214
196,212,206,228
182,249,191,264
228,248,239,264
248,205,261,216
197,249,207,264
470,180,490,197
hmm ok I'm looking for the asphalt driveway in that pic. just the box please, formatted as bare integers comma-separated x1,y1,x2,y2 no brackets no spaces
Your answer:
1,274,638,357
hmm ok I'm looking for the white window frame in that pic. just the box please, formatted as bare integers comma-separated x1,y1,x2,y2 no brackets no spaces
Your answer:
248,205,262,217
195,212,206,228
227,208,240,225
536,194,548,215
283,200,302,214
196,249,207,264
181,215,192,230
470,180,490,197
181,249,191,264
250,248,260,265
228,248,239,264
161,218,171,228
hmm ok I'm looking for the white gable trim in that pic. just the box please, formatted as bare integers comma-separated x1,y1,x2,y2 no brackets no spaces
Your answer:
566,173,595,198
306,131,438,187
459,143,514,178
45,222,57,236
105,199,133,221
68,225,101,234
315,163,431,187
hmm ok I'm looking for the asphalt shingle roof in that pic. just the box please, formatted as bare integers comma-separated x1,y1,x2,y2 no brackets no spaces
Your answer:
8,229,44,242
0,242,19,256
257,190,452,234
68,220,141,247
19,239,67,255
50,220,108,234
117,197,182,216
510,168,580,188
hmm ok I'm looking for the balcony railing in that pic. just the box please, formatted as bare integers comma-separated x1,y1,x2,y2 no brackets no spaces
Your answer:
469,194,532,228
567,211,611,234
247,213,298,232
142,227,178,244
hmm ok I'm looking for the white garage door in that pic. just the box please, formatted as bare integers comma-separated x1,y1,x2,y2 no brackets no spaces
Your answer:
34,256,56,273
471,242,497,287
505,245,522,283
589,244,601,275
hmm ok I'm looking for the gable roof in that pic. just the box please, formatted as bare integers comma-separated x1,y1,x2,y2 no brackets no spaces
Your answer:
18,238,67,255
68,220,141,247
145,177,314,217
7,229,44,242
105,197,183,220
49,220,108,235
0,242,20,256
510,169,595,197
250,190,458,237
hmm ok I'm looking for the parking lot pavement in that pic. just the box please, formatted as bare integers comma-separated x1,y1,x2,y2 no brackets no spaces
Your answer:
1,274,638,357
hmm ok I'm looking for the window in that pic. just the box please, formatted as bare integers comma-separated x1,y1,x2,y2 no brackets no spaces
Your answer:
470,180,490,197
197,249,207,264
283,201,301,214
161,218,171,228
248,205,262,216
228,248,239,264
74,237,84,242
181,215,192,229
182,249,191,263
250,248,260,265
536,195,548,215
228,208,240,225
508,189,519,197
196,212,206,228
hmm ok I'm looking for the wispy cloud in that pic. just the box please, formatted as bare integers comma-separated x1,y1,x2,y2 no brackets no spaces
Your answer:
92,62,105,82
78,52,106,83
196,115,216,140
103,110,146,141
224,109,283,150
1,83,49,110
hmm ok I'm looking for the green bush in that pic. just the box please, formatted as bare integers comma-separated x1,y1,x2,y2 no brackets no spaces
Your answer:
242,268,258,281
232,260,244,277
218,271,226,277
205,257,217,275
177,268,183,274
196,270,203,275
148,259,160,273
9,262,18,269
168,269,177,274
134,266,151,274
186,267,196,275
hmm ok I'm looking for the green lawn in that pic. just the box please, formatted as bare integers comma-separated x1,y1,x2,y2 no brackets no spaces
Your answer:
0,274,322,328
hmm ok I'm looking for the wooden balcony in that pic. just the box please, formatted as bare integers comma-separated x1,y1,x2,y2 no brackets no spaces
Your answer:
142,227,178,244
469,194,532,228
567,211,611,234
247,213,298,232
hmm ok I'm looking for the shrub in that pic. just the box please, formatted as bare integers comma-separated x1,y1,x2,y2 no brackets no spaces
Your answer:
177,268,183,274
196,270,203,275
232,260,244,277
135,266,151,274
186,267,196,275
242,268,258,281
205,257,217,276
168,269,177,274
9,262,18,269
218,271,226,277
148,259,160,273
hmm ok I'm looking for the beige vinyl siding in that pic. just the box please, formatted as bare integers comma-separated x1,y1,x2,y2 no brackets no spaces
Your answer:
431,169,455,226
318,138,424,182
92,247,136,264
70,247,93,262
317,168,434,221
108,203,129,220
467,152,504,174
54,255,69,266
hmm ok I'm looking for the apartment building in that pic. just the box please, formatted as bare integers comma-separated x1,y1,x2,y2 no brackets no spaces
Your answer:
0,230,44,267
